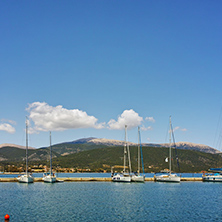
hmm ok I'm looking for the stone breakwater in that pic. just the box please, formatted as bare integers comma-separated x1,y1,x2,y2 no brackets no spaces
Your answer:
0,177,202,182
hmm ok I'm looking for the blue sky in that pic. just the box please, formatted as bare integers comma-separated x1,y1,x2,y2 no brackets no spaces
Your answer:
1,1,222,149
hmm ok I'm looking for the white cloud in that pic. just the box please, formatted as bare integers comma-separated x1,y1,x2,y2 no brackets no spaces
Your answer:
173,126,187,132
0,123,15,134
1,119,16,125
108,109,143,130
141,126,153,131
174,126,180,131
26,102,105,132
145,117,155,123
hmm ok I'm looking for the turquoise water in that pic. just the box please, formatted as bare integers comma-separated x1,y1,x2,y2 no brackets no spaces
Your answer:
0,172,203,178
0,182,221,221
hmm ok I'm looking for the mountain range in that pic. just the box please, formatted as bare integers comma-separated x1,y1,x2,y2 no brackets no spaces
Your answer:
0,143,35,150
0,138,220,155
64,138,220,154
0,138,221,172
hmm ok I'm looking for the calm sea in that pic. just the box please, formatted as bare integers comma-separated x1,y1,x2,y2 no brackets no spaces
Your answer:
0,172,203,178
0,175,221,221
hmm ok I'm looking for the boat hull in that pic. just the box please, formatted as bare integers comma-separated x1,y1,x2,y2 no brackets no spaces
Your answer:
112,173,131,182
43,175,56,183
154,174,180,183
17,174,34,183
202,174,222,182
131,174,145,182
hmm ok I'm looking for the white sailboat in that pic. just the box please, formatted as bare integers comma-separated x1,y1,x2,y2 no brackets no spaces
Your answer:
131,127,145,182
112,125,131,182
154,116,180,183
43,131,56,183
17,117,34,183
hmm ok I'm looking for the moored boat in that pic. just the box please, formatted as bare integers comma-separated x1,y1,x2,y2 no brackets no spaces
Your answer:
43,172,57,183
131,173,145,182
43,132,56,183
112,173,131,182
17,173,34,183
131,127,145,182
111,125,131,182
154,116,180,183
154,172,180,183
202,172,222,182
17,117,34,183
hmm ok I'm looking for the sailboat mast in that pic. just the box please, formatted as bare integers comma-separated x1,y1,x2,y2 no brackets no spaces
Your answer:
26,116,28,175
50,131,52,175
138,127,140,173
127,142,132,174
123,125,127,173
169,116,172,174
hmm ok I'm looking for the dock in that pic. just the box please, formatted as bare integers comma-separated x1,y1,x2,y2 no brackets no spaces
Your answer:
0,177,203,182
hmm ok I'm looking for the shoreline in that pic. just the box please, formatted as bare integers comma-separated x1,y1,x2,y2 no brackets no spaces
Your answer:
0,177,203,182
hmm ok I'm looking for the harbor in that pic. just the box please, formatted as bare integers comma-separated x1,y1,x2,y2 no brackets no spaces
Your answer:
0,177,203,182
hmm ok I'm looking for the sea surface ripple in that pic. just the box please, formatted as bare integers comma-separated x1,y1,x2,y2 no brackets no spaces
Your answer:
0,181,222,221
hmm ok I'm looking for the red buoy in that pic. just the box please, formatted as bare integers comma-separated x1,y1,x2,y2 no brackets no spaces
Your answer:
4,214,10,220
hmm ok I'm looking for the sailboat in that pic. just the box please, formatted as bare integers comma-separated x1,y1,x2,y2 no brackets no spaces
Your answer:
154,116,180,183
131,127,145,182
112,125,131,182
43,131,56,183
17,117,34,183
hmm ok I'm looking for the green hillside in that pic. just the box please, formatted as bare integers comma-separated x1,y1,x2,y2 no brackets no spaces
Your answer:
53,146,222,172
49,143,109,155
0,147,60,162
1,144,222,173
0,147,27,161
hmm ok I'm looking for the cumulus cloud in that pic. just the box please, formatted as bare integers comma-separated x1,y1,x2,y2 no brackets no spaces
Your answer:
26,102,105,132
145,117,155,123
173,126,187,132
0,123,16,134
108,109,143,130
